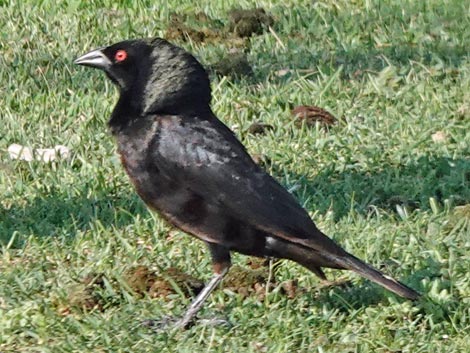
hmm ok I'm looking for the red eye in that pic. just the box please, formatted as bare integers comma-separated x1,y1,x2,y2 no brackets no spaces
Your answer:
115,49,127,62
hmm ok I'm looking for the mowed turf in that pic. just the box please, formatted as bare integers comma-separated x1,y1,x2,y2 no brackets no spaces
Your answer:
1,0,470,352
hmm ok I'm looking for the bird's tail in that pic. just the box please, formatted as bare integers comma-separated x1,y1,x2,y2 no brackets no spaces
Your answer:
268,233,419,300
336,253,420,300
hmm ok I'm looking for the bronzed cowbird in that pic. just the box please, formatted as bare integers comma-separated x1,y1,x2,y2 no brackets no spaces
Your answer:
75,38,419,328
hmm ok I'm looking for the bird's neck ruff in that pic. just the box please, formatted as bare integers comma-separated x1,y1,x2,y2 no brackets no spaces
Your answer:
107,90,142,132
108,89,213,134
108,48,213,131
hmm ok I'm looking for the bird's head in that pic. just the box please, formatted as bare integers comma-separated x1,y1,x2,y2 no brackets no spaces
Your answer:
75,38,211,116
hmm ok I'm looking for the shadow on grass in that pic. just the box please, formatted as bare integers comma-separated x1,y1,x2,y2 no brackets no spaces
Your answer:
286,154,470,220
3,154,470,246
256,40,470,83
307,268,459,329
224,3,470,85
313,260,436,310
0,186,149,246
212,38,469,87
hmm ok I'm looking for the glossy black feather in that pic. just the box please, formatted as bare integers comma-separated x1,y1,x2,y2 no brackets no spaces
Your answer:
76,38,420,301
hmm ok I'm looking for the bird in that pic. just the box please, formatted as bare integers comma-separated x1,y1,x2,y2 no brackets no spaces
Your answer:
74,38,419,328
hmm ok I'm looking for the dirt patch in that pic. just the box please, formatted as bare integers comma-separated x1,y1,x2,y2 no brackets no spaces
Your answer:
223,258,299,300
211,52,253,79
57,273,108,315
164,8,274,44
124,265,204,299
56,266,204,315
246,257,271,269
247,122,274,135
164,8,275,81
165,12,224,44
281,279,298,299
228,8,274,38
56,257,305,315
224,264,272,299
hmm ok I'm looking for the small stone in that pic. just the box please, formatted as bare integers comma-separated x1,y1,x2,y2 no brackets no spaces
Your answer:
275,69,290,77
431,131,447,143
8,144,70,162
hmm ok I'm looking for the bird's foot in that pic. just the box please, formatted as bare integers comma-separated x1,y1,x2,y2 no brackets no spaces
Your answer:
141,315,231,332
141,316,185,332
199,316,232,328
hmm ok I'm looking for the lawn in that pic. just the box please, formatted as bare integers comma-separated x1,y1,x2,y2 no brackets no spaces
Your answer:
1,0,470,351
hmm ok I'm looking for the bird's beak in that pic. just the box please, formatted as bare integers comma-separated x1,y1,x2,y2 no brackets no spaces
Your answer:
74,48,111,70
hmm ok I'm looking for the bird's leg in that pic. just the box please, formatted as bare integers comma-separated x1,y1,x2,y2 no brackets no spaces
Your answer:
142,244,230,331
173,243,231,329
174,265,229,328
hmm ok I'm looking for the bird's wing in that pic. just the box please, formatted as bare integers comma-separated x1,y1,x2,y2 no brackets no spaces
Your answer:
152,114,342,254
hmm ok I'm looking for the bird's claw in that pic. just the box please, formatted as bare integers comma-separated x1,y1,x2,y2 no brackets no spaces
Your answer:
141,316,188,332
199,317,232,328
141,315,231,332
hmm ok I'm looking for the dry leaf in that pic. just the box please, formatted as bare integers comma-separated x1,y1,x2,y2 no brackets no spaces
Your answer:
292,105,337,127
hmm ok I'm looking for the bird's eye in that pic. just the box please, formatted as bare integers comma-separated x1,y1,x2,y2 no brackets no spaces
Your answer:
115,50,128,62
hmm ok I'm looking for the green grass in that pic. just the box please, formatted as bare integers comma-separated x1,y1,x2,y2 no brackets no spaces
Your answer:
1,0,470,351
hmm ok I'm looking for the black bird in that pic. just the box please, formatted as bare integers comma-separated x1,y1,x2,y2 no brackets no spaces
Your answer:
75,38,419,328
